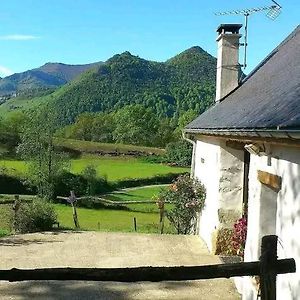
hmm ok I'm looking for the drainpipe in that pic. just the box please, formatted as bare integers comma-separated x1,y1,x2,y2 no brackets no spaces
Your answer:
182,131,196,178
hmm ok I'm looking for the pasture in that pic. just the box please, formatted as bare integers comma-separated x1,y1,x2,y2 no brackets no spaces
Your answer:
0,199,174,234
0,155,188,181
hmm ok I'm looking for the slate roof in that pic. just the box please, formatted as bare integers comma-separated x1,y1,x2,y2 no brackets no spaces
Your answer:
186,25,300,132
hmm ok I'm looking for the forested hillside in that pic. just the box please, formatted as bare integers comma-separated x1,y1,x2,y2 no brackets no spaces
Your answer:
0,62,102,97
45,46,216,125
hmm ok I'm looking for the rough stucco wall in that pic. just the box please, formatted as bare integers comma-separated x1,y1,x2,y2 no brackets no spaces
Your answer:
193,137,244,252
243,145,300,300
218,141,244,219
194,137,221,252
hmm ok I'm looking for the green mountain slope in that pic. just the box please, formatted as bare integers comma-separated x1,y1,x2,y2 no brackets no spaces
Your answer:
0,62,102,97
47,47,216,125
0,46,216,123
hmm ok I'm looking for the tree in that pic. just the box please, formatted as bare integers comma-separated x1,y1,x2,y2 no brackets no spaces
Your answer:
173,109,198,138
113,104,158,146
0,112,27,155
153,118,176,147
18,106,69,200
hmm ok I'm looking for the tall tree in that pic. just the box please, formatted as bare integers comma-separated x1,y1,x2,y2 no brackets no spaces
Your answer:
113,104,158,146
18,107,69,199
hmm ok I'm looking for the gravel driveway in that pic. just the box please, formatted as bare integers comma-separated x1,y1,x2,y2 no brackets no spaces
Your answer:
0,231,241,299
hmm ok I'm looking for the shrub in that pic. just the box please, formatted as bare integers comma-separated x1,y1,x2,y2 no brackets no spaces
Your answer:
157,174,206,234
14,199,58,233
0,174,33,195
113,173,186,189
81,165,98,195
164,140,192,167
54,171,88,197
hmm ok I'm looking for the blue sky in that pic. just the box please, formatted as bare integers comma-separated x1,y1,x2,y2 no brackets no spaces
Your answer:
0,0,299,77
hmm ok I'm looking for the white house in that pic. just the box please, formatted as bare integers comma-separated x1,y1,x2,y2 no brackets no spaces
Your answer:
184,24,300,300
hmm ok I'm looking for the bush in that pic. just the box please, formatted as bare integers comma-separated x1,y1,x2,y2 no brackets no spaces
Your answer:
0,174,33,194
165,140,192,167
157,174,206,234
14,199,58,233
54,171,88,197
113,173,186,189
81,165,98,195
54,171,113,198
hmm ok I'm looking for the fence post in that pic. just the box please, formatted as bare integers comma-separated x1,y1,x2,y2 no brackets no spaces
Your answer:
133,217,137,232
260,235,277,300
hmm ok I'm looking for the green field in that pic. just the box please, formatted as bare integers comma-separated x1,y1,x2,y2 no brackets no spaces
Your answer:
103,186,172,213
56,204,174,233
0,201,174,234
0,186,174,234
105,186,167,201
0,156,188,181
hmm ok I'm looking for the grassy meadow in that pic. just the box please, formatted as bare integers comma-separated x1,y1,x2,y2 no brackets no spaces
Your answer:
0,191,175,235
0,155,188,181
0,139,187,236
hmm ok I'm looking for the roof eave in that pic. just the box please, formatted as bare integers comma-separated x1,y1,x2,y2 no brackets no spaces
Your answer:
184,128,300,141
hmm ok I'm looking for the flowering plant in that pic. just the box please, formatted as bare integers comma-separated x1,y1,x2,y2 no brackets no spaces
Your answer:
157,174,206,234
232,217,247,256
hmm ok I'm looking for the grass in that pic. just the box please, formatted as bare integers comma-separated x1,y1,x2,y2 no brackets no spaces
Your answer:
0,155,189,182
0,229,10,238
104,186,168,202
56,204,174,233
0,204,12,232
103,185,173,213
73,156,188,181
0,94,50,118
0,202,175,234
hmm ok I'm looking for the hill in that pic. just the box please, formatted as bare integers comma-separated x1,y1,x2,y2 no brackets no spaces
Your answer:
44,46,216,125
0,46,217,124
0,61,102,97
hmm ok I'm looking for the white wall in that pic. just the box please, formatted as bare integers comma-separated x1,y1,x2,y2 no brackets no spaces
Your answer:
194,137,221,251
243,144,300,300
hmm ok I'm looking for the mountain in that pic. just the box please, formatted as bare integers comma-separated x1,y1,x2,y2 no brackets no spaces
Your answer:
0,62,102,97
44,47,216,125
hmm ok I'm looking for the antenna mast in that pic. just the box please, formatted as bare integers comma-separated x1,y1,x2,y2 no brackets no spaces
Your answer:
215,1,282,69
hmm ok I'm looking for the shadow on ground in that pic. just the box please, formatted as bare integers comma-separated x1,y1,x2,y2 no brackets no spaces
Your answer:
0,279,240,300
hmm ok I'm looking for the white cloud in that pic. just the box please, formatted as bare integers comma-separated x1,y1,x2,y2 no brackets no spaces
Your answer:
0,65,14,77
0,34,40,41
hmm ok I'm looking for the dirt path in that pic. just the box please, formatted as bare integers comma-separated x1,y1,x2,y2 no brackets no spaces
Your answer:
0,231,241,299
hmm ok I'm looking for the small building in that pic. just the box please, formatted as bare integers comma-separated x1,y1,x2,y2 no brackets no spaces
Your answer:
184,24,300,299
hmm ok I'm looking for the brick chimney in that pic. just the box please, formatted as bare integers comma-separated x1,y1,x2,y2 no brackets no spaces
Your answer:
215,24,242,102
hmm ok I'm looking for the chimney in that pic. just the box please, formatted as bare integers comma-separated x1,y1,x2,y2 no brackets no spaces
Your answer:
215,24,242,102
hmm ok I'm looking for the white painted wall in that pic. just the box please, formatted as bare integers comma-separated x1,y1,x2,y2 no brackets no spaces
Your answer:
242,144,300,300
194,137,221,251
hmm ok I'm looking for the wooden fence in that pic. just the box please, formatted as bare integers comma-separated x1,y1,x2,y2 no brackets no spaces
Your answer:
0,235,296,300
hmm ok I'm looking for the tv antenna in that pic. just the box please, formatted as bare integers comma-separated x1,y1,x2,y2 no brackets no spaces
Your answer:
215,0,282,69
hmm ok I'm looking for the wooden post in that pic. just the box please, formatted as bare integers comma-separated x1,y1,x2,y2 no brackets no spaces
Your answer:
159,208,164,234
260,235,278,300
12,195,21,232
133,217,137,232
157,199,165,234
